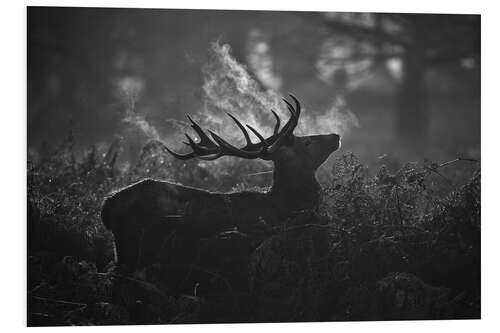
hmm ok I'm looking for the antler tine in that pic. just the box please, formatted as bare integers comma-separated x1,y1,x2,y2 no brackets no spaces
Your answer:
209,130,265,158
197,153,223,161
279,97,299,132
187,115,218,149
185,133,217,155
266,96,300,154
184,133,195,144
282,98,297,117
226,112,253,146
270,110,280,135
166,115,222,160
208,130,235,151
288,94,301,117
246,125,269,149
164,146,197,160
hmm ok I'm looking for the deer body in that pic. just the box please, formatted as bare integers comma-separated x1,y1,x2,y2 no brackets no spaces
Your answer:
101,96,340,282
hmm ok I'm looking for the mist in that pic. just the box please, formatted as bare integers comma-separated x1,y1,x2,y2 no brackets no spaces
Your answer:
28,8,480,167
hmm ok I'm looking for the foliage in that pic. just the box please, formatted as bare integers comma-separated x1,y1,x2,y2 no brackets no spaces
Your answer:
27,137,480,325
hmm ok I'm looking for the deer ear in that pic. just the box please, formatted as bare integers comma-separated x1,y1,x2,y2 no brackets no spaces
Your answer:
266,134,295,160
269,137,297,159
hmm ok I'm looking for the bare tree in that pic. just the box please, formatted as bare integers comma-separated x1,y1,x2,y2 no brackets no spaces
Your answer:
318,13,480,151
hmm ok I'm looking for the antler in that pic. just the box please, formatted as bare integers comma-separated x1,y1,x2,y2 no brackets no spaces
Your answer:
166,94,301,161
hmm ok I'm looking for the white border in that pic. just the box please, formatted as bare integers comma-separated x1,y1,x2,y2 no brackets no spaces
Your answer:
2,0,499,332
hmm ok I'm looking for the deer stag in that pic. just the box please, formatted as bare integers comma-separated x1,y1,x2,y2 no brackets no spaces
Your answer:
101,95,340,278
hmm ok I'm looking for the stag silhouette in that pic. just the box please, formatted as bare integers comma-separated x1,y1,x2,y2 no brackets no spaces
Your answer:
101,95,341,276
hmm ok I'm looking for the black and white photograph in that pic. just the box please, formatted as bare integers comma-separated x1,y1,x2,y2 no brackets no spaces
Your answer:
14,1,492,328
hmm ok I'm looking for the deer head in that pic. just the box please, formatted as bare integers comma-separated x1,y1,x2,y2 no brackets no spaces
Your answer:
166,95,341,202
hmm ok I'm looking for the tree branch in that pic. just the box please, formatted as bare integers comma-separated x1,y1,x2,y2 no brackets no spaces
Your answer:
323,19,410,47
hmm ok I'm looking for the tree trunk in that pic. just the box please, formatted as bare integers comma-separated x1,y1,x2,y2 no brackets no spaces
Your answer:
396,49,428,154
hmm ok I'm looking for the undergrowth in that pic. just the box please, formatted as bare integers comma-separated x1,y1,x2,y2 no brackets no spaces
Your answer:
27,136,480,325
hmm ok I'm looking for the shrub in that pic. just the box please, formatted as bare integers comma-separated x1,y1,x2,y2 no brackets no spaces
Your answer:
27,138,480,325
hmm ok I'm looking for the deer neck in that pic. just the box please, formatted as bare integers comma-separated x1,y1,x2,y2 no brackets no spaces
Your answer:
269,163,321,211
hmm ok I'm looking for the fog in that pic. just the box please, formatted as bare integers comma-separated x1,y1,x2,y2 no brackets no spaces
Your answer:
28,8,480,168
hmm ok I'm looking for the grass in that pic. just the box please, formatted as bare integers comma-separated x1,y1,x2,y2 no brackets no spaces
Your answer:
27,136,480,325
